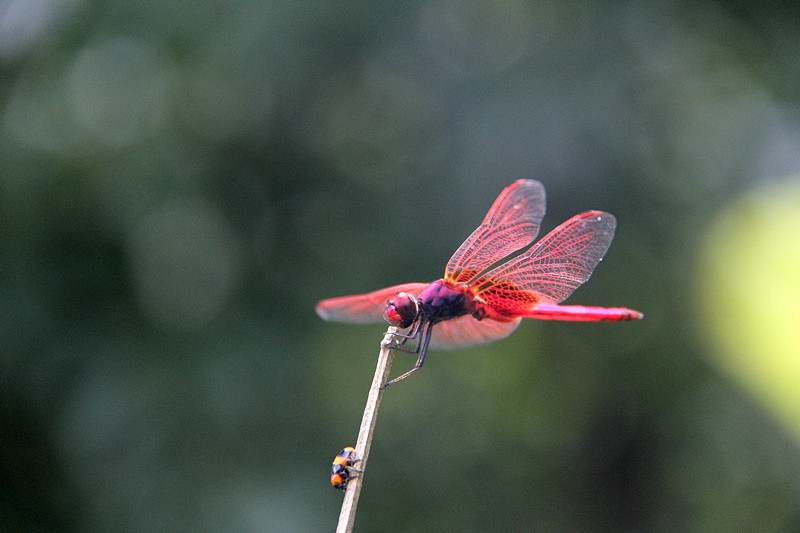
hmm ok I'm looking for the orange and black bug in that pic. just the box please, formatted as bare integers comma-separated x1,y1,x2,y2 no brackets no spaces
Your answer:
331,447,362,490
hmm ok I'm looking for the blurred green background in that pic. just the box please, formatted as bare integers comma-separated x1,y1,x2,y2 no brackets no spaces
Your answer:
3,1,800,532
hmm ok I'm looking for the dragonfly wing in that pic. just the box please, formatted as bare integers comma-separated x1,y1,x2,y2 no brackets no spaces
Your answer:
429,316,522,350
444,180,546,284
316,283,429,323
471,211,617,313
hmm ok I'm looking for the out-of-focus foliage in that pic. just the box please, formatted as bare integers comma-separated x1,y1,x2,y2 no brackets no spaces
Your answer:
2,1,800,532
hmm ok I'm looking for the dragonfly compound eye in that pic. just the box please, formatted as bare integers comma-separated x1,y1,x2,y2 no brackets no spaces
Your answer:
384,292,418,328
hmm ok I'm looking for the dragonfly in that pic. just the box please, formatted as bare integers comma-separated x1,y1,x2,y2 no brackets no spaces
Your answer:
316,180,643,386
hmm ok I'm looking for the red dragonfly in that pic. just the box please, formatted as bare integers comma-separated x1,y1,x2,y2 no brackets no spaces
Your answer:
316,180,642,386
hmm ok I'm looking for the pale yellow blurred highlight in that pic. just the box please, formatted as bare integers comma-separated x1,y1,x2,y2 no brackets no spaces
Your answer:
697,177,800,436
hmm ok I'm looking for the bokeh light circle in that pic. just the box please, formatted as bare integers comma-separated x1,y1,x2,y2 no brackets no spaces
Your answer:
127,200,243,331
696,177,800,436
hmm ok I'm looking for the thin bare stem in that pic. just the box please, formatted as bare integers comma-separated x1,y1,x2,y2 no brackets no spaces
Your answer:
335,327,397,533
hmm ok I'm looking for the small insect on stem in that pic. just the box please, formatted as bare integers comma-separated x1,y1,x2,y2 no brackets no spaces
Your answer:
331,447,362,490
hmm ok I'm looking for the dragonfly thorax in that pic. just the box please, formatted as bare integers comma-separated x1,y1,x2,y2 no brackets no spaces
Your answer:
417,280,474,322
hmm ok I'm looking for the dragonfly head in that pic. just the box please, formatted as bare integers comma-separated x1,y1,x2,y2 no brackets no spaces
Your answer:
384,292,418,328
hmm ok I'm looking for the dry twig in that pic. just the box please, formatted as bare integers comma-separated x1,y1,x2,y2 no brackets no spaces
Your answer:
335,327,397,533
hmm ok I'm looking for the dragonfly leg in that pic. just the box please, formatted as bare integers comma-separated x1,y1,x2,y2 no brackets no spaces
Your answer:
389,344,418,354
382,318,422,350
382,321,435,387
